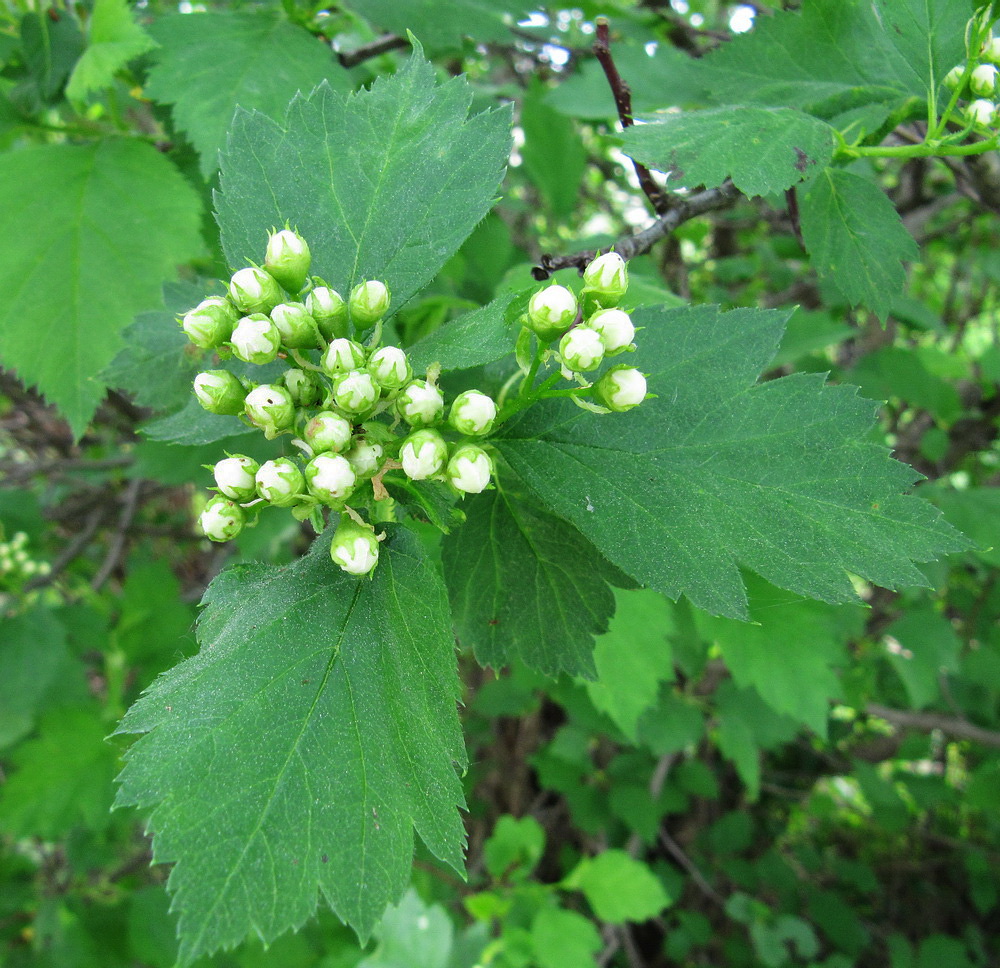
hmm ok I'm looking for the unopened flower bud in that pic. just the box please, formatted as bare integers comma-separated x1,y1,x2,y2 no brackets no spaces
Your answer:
304,410,353,454
527,285,578,341
322,337,367,374
984,37,1000,65
588,308,635,355
231,313,282,365
213,455,259,501
592,366,647,411
583,252,628,306
330,517,379,576
200,496,246,542
349,279,390,325
971,63,999,97
368,346,412,390
306,286,348,340
449,390,497,436
400,429,448,480
181,296,238,349
270,302,319,349
282,368,324,408
305,453,356,503
193,370,246,415
345,439,384,479
229,266,283,314
559,326,605,372
396,380,444,427
944,64,966,90
965,98,997,127
447,444,493,494
264,228,311,294
255,457,305,507
244,384,295,438
331,370,380,416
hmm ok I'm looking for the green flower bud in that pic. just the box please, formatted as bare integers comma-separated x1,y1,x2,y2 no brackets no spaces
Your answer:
349,279,390,325
449,390,497,436
400,429,448,480
181,296,238,349
244,384,295,438
330,517,380,576
304,410,354,454
193,370,247,415
228,266,283,314
345,438,384,479
971,63,998,97
588,308,635,355
305,453,357,503
282,368,325,408
264,228,311,294
213,455,260,501
200,496,246,542
446,444,493,494
368,345,412,391
322,337,367,374
270,302,319,349
944,64,966,90
331,370,380,416
582,252,628,306
306,286,348,341
559,326,605,372
231,313,282,365
527,284,578,341
255,457,305,507
592,366,647,411
396,379,445,427
965,98,997,127
984,37,1000,65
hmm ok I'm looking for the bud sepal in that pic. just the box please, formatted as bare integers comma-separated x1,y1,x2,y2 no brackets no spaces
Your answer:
264,228,311,294
526,284,578,341
449,390,497,436
231,314,282,365
400,429,448,480
447,444,493,494
559,326,605,373
270,302,320,349
244,384,296,438
305,453,357,503
304,410,354,454
591,366,648,412
213,455,260,501
582,251,628,307
181,296,238,349
396,379,445,427
255,458,306,507
200,496,247,542
349,280,391,326
228,266,283,315
193,370,247,415
330,516,380,576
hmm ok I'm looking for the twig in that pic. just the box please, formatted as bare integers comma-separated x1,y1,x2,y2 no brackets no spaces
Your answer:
91,479,144,591
23,505,106,591
337,34,410,68
866,703,1000,749
532,181,740,279
627,752,678,857
659,829,723,904
593,19,670,214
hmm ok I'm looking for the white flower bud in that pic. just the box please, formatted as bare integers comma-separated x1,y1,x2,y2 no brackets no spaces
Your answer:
11,533,27,550
255,457,305,507
588,308,635,355
984,37,1000,66
526,285,578,341
264,229,311,294
446,444,493,494
331,370,380,416
181,296,238,349
400,429,448,480
304,411,353,454
228,266,283,314
213,455,259,501
193,370,247,415
449,390,497,436
396,380,445,427
965,98,997,127
349,279,390,325
971,63,998,97
282,368,324,408
583,252,628,306
305,453,356,503
592,366,647,411
944,64,966,90
200,496,246,542
345,439,384,479
270,302,319,349
306,286,348,340
244,384,295,438
559,326,605,372
330,518,379,576
368,346,412,390
231,314,282,365
322,337,367,374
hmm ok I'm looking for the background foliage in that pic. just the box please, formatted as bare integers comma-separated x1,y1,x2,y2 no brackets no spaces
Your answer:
1,1,999,967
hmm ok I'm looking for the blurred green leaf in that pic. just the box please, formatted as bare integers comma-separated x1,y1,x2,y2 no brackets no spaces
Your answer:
565,850,670,923
65,0,156,101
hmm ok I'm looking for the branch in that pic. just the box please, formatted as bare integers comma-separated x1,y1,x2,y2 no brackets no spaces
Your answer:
336,33,410,69
866,704,1000,750
532,181,740,279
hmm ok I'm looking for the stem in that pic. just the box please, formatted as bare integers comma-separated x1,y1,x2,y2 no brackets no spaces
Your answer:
837,138,1000,159
518,344,545,399
289,349,324,371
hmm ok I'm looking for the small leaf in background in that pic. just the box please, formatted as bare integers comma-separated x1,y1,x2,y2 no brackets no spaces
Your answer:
18,10,85,105
146,10,349,177
530,907,601,968
215,45,511,313
407,293,518,374
521,79,587,218
565,850,671,924
882,603,962,709
483,815,545,881
65,0,156,102
0,139,203,437
114,528,467,963
801,168,918,321
358,889,453,968
621,106,835,197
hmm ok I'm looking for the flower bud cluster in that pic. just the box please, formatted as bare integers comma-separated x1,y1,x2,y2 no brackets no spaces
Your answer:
0,530,51,589
944,35,1000,130
185,229,501,577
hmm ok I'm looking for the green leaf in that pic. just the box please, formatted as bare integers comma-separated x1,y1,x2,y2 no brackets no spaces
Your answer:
496,304,967,620
114,527,467,964
800,168,918,321
521,80,588,217
883,603,962,709
215,46,511,315
146,10,349,177
483,815,545,881
442,476,627,678
19,10,85,104
0,139,203,437
621,107,835,197
530,908,601,968
140,397,254,446
358,889,453,968
848,346,962,422
65,0,156,102
565,851,670,924
406,292,518,374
